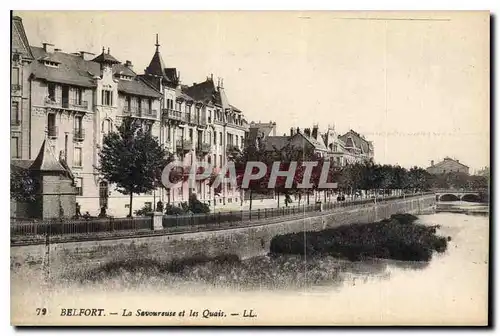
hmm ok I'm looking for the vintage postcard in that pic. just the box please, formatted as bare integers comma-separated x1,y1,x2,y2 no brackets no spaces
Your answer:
10,10,490,326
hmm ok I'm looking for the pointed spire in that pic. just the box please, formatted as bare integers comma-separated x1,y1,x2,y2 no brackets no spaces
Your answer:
155,33,160,52
29,140,67,172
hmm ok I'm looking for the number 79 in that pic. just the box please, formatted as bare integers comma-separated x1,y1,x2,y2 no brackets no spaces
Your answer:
36,308,47,316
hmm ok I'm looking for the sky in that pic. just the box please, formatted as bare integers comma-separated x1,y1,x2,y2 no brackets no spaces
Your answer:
14,11,490,172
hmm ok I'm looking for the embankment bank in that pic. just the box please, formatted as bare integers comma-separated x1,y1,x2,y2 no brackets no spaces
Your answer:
11,195,435,277
270,213,448,262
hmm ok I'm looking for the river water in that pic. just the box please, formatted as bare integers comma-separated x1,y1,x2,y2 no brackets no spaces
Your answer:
11,202,489,325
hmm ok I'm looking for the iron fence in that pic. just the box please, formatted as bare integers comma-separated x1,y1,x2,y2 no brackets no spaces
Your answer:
11,192,433,241
11,216,153,237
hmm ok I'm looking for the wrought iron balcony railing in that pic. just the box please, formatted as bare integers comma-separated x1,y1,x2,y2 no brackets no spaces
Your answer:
74,128,85,142
163,108,183,121
176,139,193,151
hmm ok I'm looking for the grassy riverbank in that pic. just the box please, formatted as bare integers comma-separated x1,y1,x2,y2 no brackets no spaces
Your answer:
270,214,449,262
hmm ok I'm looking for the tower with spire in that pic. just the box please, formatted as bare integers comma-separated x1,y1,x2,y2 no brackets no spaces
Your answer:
143,34,180,91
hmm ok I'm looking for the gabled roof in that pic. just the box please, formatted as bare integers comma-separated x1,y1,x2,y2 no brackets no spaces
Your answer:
30,46,161,98
299,132,328,151
11,16,34,60
339,129,372,154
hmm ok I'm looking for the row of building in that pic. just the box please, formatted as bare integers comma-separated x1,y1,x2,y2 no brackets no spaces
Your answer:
11,15,374,218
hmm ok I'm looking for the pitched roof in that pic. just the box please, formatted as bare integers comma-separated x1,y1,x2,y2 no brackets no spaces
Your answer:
339,129,372,154
29,140,67,172
30,46,161,97
11,16,34,60
431,158,469,169
92,49,121,64
183,79,217,105
299,133,328,151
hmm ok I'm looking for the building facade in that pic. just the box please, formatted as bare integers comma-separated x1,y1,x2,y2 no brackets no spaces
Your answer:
10,17,249,217
426,157,470,175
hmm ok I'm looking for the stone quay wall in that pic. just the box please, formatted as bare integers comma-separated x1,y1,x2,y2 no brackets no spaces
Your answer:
11,195,435,276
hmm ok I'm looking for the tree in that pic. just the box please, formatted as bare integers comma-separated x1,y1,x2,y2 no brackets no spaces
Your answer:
10,166,36,202
97,117,170,217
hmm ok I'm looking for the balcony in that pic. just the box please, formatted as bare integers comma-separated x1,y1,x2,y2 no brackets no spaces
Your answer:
44,97,59,107
176,139,193,152
74,128,85,142
123,106,140,116
198,142,211,154
163,108,183,122
48,126,58,139
69,99,89,110
141,108,158,119
11,84,21,92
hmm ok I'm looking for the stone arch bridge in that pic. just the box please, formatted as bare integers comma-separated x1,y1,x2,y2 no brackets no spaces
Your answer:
435,190,482,202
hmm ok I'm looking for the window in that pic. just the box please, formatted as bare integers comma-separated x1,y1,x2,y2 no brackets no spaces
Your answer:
47,113,57,138
214,154,216,167
167,99,173,109
189,129,193,140
176,102,182,111
102,119,112,134
74,147,83,167
11,136,20,158
11,102,19,125
101,90,113,106
75,177,83,196
48,83,56,101
214,131,217,145
73,87,83,106
220,133,223,145
12,68,19,85
125,96,131,111
219,155,222,168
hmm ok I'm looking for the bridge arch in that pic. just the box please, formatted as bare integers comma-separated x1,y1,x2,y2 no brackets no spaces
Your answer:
439,194,460,202
461,194,481,202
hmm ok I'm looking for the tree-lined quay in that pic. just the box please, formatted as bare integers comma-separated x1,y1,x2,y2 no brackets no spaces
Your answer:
11,117,488,219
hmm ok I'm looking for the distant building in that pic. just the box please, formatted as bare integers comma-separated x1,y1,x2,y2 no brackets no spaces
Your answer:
338,129,374,164
426,157,470,175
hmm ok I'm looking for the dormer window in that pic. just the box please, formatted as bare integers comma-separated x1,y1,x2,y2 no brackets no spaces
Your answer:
119,74,133,81
43,60,60,68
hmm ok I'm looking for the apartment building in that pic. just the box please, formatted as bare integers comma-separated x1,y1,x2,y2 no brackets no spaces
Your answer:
11,17,250,216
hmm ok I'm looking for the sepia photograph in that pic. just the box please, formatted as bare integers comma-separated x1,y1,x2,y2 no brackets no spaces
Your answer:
9,10,490,326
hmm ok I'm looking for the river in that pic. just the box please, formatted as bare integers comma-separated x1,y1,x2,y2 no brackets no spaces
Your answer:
11,202,489,325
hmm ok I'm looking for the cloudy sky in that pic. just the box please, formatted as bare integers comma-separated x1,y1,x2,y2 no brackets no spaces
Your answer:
15,11,490,171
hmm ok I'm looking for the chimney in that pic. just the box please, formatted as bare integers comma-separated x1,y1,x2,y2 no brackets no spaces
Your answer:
304,128,311,137
124,60,133,70
431,160,434,166
296,127,300,134
42,43,55,53
79,51,95,60
193,82,197,86
312,124,318,140
290,127,295,136
457,160,459,163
